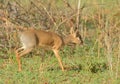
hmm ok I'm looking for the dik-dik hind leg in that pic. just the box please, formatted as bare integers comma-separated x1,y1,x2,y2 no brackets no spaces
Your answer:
15,48,33,71
53,49,64,71
15,47,24,53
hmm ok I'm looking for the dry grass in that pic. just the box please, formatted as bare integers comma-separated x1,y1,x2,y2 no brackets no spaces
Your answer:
0,0,120,83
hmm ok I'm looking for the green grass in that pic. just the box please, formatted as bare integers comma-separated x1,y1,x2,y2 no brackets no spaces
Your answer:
0,41,119,84
0,45,117,84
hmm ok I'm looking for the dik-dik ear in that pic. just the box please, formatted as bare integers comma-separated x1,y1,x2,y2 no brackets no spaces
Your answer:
75,30,84,44
70,27,79,37
70,27,75,34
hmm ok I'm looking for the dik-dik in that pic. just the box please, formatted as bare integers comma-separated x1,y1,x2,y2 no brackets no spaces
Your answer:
15,28,83,71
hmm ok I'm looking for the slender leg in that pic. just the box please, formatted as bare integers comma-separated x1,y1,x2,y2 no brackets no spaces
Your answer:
40,49,45,62
15,47,24,53
16,52,22,71
53,49,64,71
15,48,33,71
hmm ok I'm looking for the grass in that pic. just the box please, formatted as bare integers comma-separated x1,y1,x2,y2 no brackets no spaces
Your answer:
0,39,119,84
0,0,120,84
0,45,117,84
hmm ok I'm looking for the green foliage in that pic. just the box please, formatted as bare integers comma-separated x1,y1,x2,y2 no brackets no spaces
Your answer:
0,0,120,84
0,44,117,84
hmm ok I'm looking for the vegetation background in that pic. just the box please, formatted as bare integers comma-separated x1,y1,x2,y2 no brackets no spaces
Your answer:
0,0,120,84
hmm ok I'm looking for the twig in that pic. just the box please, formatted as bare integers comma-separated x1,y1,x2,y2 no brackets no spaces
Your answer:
116,30,120,79
56,12,81,30
76,0,81,29
31,0,57,28
62,0,73,10
0,17,29,31
104,20,113,80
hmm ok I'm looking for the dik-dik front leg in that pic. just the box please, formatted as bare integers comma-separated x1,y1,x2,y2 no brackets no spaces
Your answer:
53,49,64,71
15,47,33,71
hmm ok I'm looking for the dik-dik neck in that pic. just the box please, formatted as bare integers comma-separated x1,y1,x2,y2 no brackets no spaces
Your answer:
63,35,72,45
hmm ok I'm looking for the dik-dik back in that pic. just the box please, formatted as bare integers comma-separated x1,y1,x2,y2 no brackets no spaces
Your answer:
19,29,63,50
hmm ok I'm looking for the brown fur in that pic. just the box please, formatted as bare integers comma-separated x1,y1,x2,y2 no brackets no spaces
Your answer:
15,29,83,71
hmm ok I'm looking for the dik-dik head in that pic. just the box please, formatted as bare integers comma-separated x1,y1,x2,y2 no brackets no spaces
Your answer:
64,28,83,45
69,30,83,45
